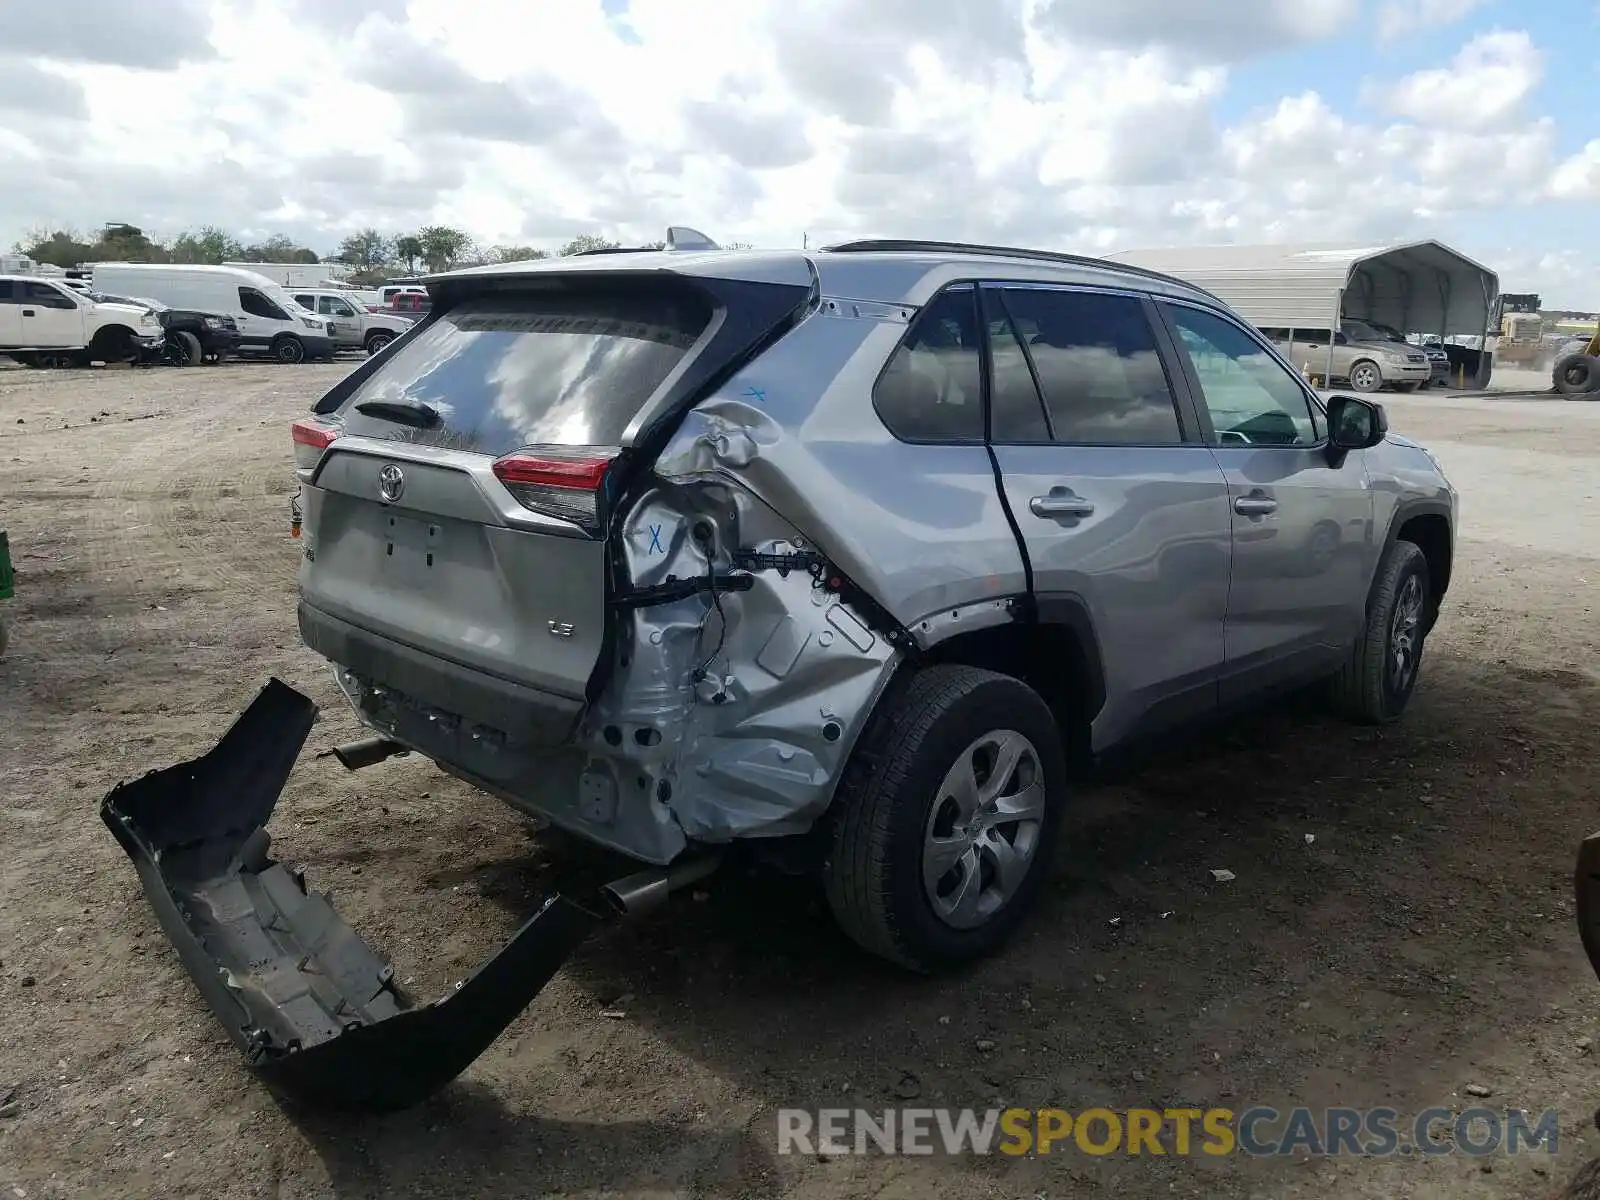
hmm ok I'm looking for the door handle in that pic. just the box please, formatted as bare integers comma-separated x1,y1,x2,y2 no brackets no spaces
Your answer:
1029,490,1095,520
1234,493,1277,517
22,309,35,317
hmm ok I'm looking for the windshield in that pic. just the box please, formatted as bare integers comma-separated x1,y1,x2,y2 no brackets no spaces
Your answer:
1341,321,1386,342
262,282,312,315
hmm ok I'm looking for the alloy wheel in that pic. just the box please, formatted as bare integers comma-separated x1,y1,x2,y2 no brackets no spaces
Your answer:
1388,573,1424,693
921,730,1047,930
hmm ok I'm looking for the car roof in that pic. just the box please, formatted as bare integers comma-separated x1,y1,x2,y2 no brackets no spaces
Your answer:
426,240,1222,310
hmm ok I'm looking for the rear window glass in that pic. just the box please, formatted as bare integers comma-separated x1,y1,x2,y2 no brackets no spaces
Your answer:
336,284,711,453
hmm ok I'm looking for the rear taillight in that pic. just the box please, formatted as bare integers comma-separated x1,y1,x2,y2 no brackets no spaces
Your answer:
492,447,617,536
291,417,339,470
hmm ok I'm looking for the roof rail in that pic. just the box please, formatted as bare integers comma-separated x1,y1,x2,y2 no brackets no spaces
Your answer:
818,238,1214,297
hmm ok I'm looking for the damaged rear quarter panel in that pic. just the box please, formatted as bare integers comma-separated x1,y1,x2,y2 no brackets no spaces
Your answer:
585,472,901,843
579,302,1026,848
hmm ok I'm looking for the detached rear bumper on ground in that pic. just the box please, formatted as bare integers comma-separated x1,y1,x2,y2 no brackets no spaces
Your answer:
100,678,611,1111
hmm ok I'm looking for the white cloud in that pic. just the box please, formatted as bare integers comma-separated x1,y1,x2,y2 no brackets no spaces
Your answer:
0,1,1592,307
1037,0,1359,62
1369,30,1543,130
1550,140,1600,202
1377,0,1488,42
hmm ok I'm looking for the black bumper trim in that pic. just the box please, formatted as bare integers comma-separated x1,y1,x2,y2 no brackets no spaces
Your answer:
1577,832,1600,984
101,677,603,1111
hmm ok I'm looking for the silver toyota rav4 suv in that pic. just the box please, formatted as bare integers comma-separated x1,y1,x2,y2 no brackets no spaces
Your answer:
289,237,1457,974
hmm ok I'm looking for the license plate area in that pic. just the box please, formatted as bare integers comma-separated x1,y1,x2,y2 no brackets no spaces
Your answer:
383,513,442,579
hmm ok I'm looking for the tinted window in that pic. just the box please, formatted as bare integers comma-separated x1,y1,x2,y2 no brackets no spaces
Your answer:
995,288,1182,444
22,281,75,309
982,289,1050,442
873,287,983,443
337,283,712,453
1164,303,1318,448
239,287,288,320
0,281,15,303
293,294,315,309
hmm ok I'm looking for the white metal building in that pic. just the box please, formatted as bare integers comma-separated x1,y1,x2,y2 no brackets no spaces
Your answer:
1103,240,1502,386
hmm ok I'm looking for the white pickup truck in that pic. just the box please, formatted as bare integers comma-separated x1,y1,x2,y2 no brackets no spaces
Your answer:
290,289,413,356
0,274,166,366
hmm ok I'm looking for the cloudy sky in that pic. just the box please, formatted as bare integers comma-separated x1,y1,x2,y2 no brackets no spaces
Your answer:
2,0,1597,306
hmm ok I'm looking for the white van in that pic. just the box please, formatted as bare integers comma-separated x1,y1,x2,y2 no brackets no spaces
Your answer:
90,264,335,363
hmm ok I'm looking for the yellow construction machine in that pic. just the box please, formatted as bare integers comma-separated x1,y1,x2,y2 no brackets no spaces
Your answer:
1552,321,1600,399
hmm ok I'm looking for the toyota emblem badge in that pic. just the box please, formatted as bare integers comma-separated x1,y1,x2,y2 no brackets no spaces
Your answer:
378,463,405,503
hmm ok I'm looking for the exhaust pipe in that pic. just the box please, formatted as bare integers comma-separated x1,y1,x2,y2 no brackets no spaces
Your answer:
330,736,410,771
600,852,723,918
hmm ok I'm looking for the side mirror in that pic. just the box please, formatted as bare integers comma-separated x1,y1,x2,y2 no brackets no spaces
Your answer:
1334,332,1349,346
1326,395,1388,453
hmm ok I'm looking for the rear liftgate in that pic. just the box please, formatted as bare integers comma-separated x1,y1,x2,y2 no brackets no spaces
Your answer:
101,678,644,1111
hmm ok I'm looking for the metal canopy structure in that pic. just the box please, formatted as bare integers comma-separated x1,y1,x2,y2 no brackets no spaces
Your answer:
1102,240,1500,339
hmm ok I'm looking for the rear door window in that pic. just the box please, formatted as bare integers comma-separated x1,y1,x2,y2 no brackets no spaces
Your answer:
335,282,712,452
992,286,1183,445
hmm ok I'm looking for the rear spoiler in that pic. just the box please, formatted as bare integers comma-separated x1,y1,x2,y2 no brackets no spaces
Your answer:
574,226,724,256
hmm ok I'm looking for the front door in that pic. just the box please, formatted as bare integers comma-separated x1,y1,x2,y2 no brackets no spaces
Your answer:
318,295,362,345
1156,301,1377,702
18,281,83,347
981,283,1233,750
237,286,291,348
0,281,22,345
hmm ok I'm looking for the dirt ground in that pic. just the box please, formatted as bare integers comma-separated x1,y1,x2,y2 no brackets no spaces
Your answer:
4,360,1600,1200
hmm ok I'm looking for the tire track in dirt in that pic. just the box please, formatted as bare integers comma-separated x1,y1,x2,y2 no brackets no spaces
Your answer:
77,364,347,603
2,363,351,715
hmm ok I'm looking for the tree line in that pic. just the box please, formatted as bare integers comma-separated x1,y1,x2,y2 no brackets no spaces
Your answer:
13,223,752,283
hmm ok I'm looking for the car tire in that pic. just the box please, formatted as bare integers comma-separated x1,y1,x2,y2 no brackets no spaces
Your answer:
1347,360,1383,392
364,331,395,356
273,336,306,364
88,327,135,366
1328,539,1431,725
823,664,1066,973
1553,352,1600,399
169,330,203,367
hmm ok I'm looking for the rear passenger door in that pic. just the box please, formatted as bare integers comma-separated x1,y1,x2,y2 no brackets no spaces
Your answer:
982,283,1233,750
1154,301,1375,700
